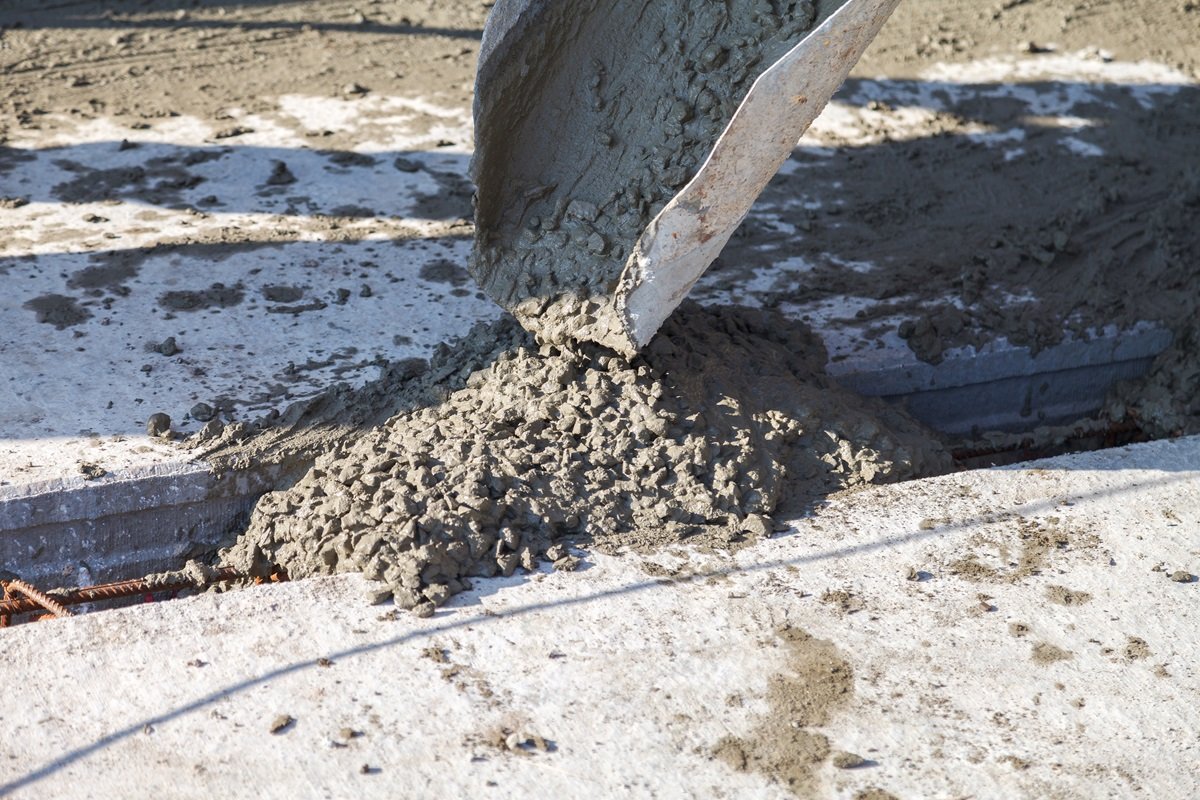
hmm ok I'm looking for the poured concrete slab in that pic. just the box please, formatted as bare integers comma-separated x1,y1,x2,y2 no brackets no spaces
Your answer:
0,96,492,477
1,435,1196,799
0,95,501,584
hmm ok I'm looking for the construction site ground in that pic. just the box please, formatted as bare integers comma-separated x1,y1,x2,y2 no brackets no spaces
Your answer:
1,1,1197,797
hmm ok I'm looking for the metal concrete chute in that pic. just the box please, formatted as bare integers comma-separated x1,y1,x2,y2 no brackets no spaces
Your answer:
470,0,903,355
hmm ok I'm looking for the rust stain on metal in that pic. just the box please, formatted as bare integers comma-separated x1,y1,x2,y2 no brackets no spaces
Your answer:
3,578,74,619
0,566,278,624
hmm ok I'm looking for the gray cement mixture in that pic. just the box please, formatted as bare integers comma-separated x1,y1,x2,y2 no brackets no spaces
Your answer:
221,303,950,611
471,0,825,352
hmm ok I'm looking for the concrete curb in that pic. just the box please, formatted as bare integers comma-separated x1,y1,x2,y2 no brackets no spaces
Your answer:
0,460,258,585
830,323,1172,434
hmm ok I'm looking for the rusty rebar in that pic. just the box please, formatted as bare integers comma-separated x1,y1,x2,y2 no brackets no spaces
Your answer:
0,566,246,618
4,578,74,618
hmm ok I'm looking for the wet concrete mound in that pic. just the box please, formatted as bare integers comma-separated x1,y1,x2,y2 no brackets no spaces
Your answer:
222,303,951,611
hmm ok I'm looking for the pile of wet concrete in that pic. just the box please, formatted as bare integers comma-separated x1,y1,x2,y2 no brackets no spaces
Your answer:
222,303,950,612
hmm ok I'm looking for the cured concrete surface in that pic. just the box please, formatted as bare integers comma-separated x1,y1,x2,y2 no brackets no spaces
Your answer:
1,435,1197,799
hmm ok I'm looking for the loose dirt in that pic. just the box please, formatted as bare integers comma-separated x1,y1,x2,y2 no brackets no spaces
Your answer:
1030,641,1074,665
712,626,855,796
0,2,486,140
1045,585,1092,606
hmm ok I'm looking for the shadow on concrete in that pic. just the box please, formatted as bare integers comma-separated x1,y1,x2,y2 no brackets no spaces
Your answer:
712,78,1200,361
1,467,1193,796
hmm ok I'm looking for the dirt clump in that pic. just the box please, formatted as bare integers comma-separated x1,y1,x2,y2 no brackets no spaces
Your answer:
23,294,92,329
712,626,855,796
854,790,899,800
1045,585,1092,606
1123,636,1151,661
1031,641,1073,665
268,714,295,734
820,588,865,615
948,514,1099,584
220,303,950,609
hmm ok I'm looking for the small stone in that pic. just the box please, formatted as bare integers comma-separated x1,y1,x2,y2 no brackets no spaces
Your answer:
157,335,182,355
565,199,599,222
586,232,608,254
1170,570,1196,583
553,555,581,572
832,751,866,769
213,125,254,139
195,418,225,444
269,714,295,734
266,161,297,186
146,413,171,438
741,514,771,538
905,566,920,581
412,601,436,618
364,586,393,605
190,402,215,422
343,82,370,96
393,157,421,172
78,462,107,480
